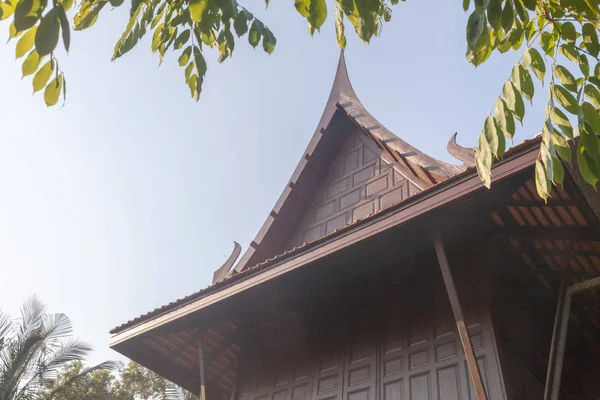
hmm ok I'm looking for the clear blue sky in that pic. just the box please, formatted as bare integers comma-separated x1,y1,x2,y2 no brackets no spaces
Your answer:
0,1,545,365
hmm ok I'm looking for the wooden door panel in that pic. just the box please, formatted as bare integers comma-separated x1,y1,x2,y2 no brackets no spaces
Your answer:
238,308,505,400
343,336,376,400
314,346,344,400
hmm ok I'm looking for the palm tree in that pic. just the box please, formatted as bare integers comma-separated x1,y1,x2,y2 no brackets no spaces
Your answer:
0,295,118,400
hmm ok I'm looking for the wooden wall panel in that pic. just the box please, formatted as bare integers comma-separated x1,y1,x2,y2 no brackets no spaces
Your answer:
285,129,421,250
237,296,506,400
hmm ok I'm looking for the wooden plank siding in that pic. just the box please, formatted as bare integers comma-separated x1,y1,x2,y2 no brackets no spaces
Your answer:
237,290,505,400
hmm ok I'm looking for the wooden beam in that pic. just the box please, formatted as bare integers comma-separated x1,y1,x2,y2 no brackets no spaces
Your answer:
433,234,488,400
496,226,598,241
199,330,207,400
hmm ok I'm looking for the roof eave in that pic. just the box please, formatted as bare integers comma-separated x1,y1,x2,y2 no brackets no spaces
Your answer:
108,137,540,347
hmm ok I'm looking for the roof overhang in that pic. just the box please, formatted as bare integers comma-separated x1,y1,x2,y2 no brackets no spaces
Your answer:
109,137,540,349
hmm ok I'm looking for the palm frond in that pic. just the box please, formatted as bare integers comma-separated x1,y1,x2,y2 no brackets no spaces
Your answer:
163,381,197,400
19,296,46,338
45,338,92,371
0,331,46,400
0,310,13,353
42,314,73,343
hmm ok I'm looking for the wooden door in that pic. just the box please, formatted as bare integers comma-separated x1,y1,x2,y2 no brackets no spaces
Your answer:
342,335,377,400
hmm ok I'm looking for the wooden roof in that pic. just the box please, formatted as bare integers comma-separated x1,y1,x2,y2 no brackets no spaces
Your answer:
232,51,464,273
109,136,600,400
108,53,600,400
109,136,540,337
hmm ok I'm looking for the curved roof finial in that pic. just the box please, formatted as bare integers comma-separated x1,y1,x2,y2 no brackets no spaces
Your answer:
330,50,358,101
213,241,241,283
447,132,476,168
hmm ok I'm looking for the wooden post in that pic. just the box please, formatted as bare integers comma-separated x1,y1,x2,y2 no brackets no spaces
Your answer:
433,234,488,400
198,330,206,400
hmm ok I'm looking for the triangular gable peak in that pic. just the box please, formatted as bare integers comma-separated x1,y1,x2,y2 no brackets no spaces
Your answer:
231,52,464,274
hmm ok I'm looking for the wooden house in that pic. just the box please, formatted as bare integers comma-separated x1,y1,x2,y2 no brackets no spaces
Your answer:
109,53,600,400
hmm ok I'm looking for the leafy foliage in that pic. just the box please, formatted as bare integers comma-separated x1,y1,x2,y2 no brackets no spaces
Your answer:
2,0,600,199
0,295,118,400
45,360,198,400
2,0,404,105
466,0,600,200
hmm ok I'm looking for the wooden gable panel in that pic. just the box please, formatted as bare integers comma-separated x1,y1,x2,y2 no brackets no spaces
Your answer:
284,128,423,250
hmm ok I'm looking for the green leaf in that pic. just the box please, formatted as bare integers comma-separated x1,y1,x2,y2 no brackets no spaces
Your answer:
552,156,564,188
552,131,571,165
521,0,535,10
581,125,600,161
497,34,512,53
535,160,550,200
0,1,15,21
494,98,515,139
112,2,143,60
307,0,326,34
129,0,142,16
174,29,190,50
577,140,599,187
15,26,36,58
463,0,469,12
466,10,484,48
582,23,599,58
579,54,590,78
585,84,600,109
559,43,579,63
483,115,499,157
32,59,53,92
62,0,74,11
553,85,579,114
554,65,577,92
184,60,194,81
595,62,600,80
21,48,42,76
189,0,207,22
473,0,488,13
527,47,545,82
151,22,163,52
486,0,501,30
294,0,309,17
248,19,260,47
353,0,375,42
475,132,493,188
193,45,206,76
73,0,106,31
540,31,556,56
262,26,276,54
524,20,534,41
178,45,191,66
467,22,492,66
540,139,554,184
510,27,524,50
561,21,576,43
57,4,69,51
503,81,525,122
501,0,513,32
233,11,248,36
513,0,527,22
43,72,62,106
512,64,534,102
35,6,59,56
9,22,23,39
14,0,46,32
335,5,345,48
550,107,573,138
582,102,600,133
109,0,123,6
